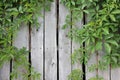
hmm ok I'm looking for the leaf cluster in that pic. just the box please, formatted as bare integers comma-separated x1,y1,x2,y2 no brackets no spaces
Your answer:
68,69,83,80
0,0,53,80
61,0,120,80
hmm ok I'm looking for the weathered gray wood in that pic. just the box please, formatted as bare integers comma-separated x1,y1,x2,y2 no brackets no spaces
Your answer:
86,54,97,80
85,15,97,80
72,21,83,70
13,25,29,80
98,51,110,80
59,1,71,80
31,15,44,80
86,51,110,80
111,68,120,80
1,1,120,80
13,25,29,49
0,63,10,80
45,1,57,80
72,42,82,70
98,69,110,80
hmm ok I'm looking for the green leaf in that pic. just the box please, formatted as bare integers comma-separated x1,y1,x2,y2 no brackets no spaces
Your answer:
111,57,117,63
109,14,116,21
102,27,109,34
89,76,104,80
95,42,102,50
91,46,96,54
18,6,23,13
7,8,18,12
112,10,120,14
71,1,75,6
105,43,111,53
68,69,83,80
106,40,118,47
83,10,89,14
105,34,114,39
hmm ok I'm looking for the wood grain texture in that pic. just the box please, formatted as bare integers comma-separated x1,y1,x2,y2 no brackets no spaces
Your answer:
59,1,71,80
72,42,82,70
13,25,29,80
31,16,44,80
111,68,120,80
72,21,83,70
1,0,120,80
0,63,10,80
98,51,110,80
45,1,57,80
85,15,97,80
86,54,97,80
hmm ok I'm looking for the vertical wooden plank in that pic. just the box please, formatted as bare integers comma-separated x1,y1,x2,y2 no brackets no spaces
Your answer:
111,68,120,80
13,25,29,80
72,21,83,70
31,15,44,80
86,47,110,80
45,0,57,80
72,42,82,70
86,54,97,80
98,70,110,80
0,63,10,80
98,51,110,80
59,0,71,80
13,25,29,49
85,15,97,80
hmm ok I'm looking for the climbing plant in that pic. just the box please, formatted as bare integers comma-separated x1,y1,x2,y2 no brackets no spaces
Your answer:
61,0,120,80
0,0,53,80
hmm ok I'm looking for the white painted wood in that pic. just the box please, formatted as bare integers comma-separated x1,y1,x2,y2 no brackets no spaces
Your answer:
111,68,120,80
31,14,44,80
86,54,97,80
45,1,57,80
13,25,29,80
59,1,71,80
0,63,10,80
98,51,110,80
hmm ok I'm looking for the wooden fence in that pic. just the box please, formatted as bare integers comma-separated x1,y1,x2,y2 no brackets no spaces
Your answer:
0,0,120,80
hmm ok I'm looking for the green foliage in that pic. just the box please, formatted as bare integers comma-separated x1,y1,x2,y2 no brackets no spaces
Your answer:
61,0,120,80
89,75,104,80
0,0,53,80
68,69,83,80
